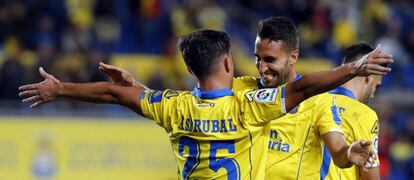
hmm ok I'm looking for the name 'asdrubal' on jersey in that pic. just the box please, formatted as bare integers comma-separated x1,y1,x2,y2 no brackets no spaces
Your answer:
140,86,286,180
178,118,237,133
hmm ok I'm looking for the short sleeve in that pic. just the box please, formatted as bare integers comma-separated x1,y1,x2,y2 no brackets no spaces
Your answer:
237,86,286,126
140,89,179,130
314,95,344,136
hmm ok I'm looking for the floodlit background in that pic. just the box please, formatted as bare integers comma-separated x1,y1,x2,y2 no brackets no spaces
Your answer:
0,0,413,179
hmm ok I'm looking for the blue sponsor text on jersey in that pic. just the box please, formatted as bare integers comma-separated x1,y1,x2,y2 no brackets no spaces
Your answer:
178,118,237,133
268,129,290,152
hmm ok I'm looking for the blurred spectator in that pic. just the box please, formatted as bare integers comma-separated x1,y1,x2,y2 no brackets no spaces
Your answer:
91,0,120,52
0,4,11,44
27,43,58,83
82,49,108,82
61,23,91,52
0,38,26,100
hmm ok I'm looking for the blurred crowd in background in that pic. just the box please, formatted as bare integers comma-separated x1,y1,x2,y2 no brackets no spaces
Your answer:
0,0,413,179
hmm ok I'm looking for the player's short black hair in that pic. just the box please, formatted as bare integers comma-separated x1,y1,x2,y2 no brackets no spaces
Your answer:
178,29,231,79
342,42,374,64
257,17,299,52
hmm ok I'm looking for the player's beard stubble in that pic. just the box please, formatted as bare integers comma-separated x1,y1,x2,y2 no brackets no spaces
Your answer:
261,58,291,88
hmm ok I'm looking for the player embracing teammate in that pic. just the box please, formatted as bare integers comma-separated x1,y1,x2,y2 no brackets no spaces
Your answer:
20,17,392,180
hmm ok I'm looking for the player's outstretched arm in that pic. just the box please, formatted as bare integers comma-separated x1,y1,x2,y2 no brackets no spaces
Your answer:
322,132,373,170
284,45,392,112
19,67,146,115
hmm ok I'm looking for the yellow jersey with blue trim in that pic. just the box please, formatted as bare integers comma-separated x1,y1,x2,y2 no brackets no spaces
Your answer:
323,87,380,180
233,76,344,180
140,86,286,180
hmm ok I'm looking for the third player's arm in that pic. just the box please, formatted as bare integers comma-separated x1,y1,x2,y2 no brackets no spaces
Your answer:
322,132,354,168
322,133,372,169
360,166,380,180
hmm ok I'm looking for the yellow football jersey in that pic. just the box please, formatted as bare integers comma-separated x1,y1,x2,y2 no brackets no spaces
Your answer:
140,86,286,180
233,76,343,180
323,87,380,180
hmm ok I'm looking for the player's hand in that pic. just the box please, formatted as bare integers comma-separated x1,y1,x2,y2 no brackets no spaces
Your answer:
98,62,135,86
364,152,379,169
19,67,60,108
347,140,372,172
354,44,393,76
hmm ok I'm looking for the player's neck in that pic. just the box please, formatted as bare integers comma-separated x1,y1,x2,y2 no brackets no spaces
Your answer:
287,69,297,83
341,79,363,101
198,74,232,91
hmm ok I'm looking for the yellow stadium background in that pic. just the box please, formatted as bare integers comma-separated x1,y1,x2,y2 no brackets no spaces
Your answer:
0,116,177,180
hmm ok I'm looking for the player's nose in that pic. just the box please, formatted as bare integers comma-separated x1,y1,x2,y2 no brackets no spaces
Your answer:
258,61,269,73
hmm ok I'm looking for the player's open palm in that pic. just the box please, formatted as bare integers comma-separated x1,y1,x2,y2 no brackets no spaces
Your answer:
98,62,135,86
355,44,393,76
19,67,60,108
347,140,372,171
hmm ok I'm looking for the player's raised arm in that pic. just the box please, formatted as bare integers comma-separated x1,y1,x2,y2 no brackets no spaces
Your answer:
284,45,392,112
18,67,147,115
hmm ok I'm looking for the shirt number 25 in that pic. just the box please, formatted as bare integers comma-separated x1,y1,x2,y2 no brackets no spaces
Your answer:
178,136,241,180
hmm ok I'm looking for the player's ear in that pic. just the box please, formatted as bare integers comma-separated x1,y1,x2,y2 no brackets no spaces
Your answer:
289,49,299,65
223,54,233,74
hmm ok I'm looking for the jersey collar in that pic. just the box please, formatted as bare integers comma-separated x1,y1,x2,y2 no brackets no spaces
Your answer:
258,74,302,88
192,87,234,99
329,87,356,99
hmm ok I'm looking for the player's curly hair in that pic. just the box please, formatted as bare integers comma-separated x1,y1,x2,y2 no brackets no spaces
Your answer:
257,17,299,52
178,29,231,79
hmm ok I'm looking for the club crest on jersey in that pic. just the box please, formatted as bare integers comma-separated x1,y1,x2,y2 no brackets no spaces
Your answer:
254,88,277,103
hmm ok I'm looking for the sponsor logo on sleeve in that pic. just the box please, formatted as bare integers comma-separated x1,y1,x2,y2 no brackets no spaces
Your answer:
372,135,380,167
371,120,379,134
373,135,379,155
253,88,278,103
